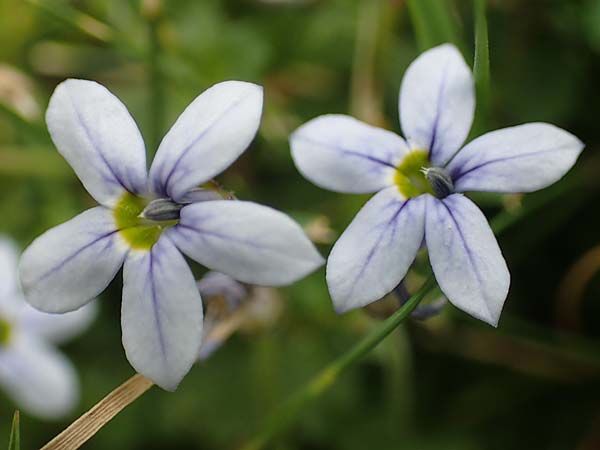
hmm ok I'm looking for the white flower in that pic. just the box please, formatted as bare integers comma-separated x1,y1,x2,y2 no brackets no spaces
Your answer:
19,79,324,390
290,44,584,326
0,236,96,419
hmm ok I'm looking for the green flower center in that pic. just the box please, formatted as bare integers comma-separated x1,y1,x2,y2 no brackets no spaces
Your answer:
0,317,12,345
393,150,435,198
113,193,174,250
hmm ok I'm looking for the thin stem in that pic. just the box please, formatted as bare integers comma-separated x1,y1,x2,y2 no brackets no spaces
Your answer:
8,411,20,450
145,0,165,156
406,0,462,51
472,0,490,135
239,276,437,450
40,374,154,450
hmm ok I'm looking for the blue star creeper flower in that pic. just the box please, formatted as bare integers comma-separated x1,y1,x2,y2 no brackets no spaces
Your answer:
290,44,584,326
0,236,96,418
19,79,323,390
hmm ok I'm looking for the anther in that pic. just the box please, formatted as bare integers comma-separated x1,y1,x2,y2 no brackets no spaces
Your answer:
139,198,183,222
421,167,454,199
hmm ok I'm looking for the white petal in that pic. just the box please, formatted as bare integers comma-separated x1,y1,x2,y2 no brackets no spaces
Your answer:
0,236,19,296
399,44,475,166
425,194,510,326
290,115,408,193
46,79,148,207
121,237,203,391
169,201,324,286
448,123,584,193
19,301,98,344
0,236,21,313
0,334,78,419
326,187,425,313
19,207,128,313
149,81,263,201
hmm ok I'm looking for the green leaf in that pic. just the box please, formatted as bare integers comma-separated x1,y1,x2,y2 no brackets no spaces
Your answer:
472,0,491,134
8,411,20,450
406,0,462,51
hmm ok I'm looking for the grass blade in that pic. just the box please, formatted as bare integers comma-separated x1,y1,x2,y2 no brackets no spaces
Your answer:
472,0,491,133
406,0,462,51
8,411,20,450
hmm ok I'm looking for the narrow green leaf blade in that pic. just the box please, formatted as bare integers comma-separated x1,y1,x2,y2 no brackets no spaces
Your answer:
406,0,462,51
8,411,20,450
473,0,491,133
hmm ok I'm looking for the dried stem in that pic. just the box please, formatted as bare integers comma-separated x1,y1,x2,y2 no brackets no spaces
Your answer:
40,374,154,450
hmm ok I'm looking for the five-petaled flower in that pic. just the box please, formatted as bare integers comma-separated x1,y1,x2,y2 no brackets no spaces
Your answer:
19,79,324,390
0,236,96,419
290,44,584,326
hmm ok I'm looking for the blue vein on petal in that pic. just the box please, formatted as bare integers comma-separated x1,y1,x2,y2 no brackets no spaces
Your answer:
33,229,120,284
437,197,493,318
66,91,137,194
147,246,168,363
159,93,251,197
347,198,412,298
293,135,397,169
450,144,574,182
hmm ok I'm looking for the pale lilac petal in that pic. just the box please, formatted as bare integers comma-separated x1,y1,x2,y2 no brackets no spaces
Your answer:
448,123,584,193
0,237,21,313
0,334,78,419
46,79,148,206
19,207,128,313
121,237,203,391
19,301,97,344
399,44,474,166
168,201,324,286
149,81,263,201
326,187,426,313
196,271,247,308
290,115,408,193
425,194,510,326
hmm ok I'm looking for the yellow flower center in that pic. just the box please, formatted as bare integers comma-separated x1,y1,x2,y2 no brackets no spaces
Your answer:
113,193,171,250
0,317,11,345
393,150,434,198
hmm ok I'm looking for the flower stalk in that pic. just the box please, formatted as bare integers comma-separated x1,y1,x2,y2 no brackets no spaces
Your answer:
40,374,154,450
144,0,165,154
239,276,436,450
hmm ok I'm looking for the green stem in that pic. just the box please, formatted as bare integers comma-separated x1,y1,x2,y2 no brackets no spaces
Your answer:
147,9,165,156
240,276,437,450
8,411,20,450
472,0,490,135
406,0,462,51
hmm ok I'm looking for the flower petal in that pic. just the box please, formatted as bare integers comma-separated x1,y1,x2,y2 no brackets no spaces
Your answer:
19,301,97,344
290,115,408,194
19,207,128,313
399,44,475,166
196,271,247,307
326,187,425,313
448,123,584,193
0,335,78,419
149,81,263,201
121,237,203,391
46,79,148,206
169,201,324,286
425,194,510,326
0,236,20,307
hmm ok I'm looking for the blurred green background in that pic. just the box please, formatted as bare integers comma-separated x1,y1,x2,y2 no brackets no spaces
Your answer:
2,0,600,449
